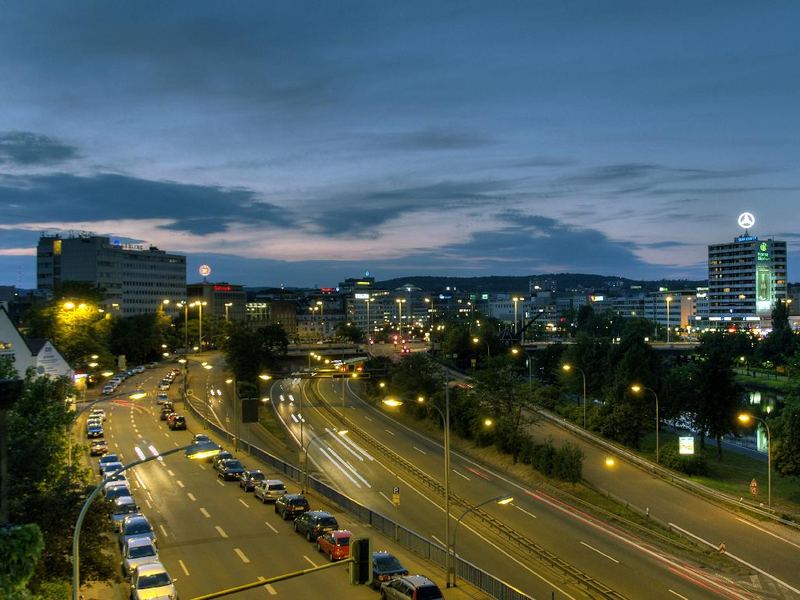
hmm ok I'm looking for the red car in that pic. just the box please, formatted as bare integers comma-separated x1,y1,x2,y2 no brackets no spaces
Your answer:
316,529,351,562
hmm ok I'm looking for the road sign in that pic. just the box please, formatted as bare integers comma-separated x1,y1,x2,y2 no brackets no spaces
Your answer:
392,486,400,506
750,478,759,496
678,437,694,455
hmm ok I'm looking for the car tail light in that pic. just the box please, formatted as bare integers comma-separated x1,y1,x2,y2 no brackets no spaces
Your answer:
379,575,389,581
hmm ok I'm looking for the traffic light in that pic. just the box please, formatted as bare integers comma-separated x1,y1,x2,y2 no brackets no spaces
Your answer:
349,536,372,585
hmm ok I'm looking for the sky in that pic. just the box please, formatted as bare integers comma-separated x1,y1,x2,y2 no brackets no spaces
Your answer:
1,1,799,288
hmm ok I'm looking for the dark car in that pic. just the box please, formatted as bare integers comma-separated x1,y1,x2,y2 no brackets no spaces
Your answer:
110,496,140,530
380,575,444,600
118,514,156,549
105,483,132,502
217,459,246,481
275,494,310,520
239,469,266,492
159,404,174,420
372,551,409,588
293,510,338,542
98,454,120,474
168,415,186,430
211,451,233,468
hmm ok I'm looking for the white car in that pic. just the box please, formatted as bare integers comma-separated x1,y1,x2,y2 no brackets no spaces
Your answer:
156,393,170,404
122,537,159,577
102,385,116,395
90,408,106,421
130,561,176,600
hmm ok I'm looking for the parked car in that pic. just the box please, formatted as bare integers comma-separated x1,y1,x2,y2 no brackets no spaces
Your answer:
192,434,210,444
90,408,106,421
293,510,338,542
121,537,159,578
160,404,174,420
87,424,104,438
103,473,127,488
275,494,310,520
158,381,170,391
102,385,115,395
99,454,120,473
217,459,246,481
316,529,351,561
90,440,108,456
101,462,124,478
239,469,266,492
372,551,409,588
110,496,140,530
105,483,132,502
129,561,176,600
166,413,179,427
379,575,444,600
119,514,156,549
168,415,186,430
211,451,233,468
156,393,170,405
254,479,286,504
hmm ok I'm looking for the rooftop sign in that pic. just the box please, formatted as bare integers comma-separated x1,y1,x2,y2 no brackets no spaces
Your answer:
737,212,755,229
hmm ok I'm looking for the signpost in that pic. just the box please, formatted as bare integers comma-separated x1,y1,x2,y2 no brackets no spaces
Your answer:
678,436,694,455
750,478,759,497
392,486,400,507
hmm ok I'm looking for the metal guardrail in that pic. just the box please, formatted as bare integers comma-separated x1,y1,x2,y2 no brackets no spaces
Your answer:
304,386,625,600
534,407,800,529
183,395,532,600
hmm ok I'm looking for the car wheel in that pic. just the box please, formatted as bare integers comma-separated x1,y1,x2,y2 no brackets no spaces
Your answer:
293,522,299,532
316,541,322,553
306,531,312,542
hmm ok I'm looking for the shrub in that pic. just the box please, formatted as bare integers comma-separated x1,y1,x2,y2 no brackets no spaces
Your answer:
553,442,583,482
659,444,708,476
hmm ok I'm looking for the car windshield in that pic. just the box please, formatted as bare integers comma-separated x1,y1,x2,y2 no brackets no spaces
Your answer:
137,572,171,589
224,460,243,469
319,517,337,528
250,473,265,480
337,536,350,546
115,504,137,515
107,487,130,499
375,555,403,571
125,520,152,535
290,499,308,507
128,544,156,559
415,585,443,600
269,483,285,490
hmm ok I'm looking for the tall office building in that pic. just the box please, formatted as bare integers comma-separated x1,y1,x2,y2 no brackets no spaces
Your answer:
707,233,788,326
37,233,186,316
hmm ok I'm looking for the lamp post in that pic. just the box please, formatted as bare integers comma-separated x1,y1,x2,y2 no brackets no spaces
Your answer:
631,384,659,463
395,299,405,337
224,302,233,322
178,301,189,353
665,295,673,343
512,296,524,336
562,364,587,428
302,430,347,493
738,413,771,510
450,495,513,587
472,337,490,361
72,440,220,600
193,301,207,348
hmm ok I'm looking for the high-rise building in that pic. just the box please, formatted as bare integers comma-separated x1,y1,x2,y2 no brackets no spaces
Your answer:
187,281,247,322
37,233,186,316
707,233,788,326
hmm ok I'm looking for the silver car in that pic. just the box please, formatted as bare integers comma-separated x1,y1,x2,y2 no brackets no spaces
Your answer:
122,537,159,578
130,561,176,600
119,514,157,549
253,479,286,504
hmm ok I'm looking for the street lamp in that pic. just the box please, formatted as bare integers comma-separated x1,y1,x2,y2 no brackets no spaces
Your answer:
395,299,406,337
224,302,233,322
512,296,524,336
471,337,490,360
302,429,348,493
72,440,220,600
450,495,513,587
738,413,772,510
562,364,587,428
190,301,207,348
630,384,659,463
665,296,673,343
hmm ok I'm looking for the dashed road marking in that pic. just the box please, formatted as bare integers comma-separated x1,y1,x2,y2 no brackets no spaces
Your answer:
413,446,427,455
580,541,619,564
384,429,395,436
176,480,184,488
239,499,250,508
379,492,394,505
515,505,537,519
178,560,190,576
303,555,318,568
668,590,688,600
215,526,228,538
197,464,206,470
200,508,210,518
265,521,278,533
452,469,470,481
145,499,152,509
159,524,168,538
167,469,175,476
234,548,251,564
216,479,225,487
187,493,196,501
257,577,278,595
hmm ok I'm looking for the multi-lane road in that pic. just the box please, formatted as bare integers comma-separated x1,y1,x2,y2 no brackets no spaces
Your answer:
185,351,785,600
78,363,418,600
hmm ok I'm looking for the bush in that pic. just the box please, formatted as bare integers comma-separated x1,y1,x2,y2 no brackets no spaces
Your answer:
530,440,556,476
658,444,708,476
553,442,583,482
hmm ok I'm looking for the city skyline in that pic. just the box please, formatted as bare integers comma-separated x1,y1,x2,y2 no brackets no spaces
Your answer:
2,2,799,288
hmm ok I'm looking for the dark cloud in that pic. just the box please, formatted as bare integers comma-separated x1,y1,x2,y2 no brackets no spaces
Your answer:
362,129,495,151
0,131,80,166
560,163,762,188
0,173,293,235
511,156,576,168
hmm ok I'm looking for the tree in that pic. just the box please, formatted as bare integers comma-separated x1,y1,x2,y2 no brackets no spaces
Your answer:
0,524,43,597
335,322,363,343
773,406,800,477
223,322,288,383
759,301,797,366
693,347,741,458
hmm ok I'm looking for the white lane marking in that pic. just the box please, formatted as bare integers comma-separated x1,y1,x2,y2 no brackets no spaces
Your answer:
200,508,210,518
735,517,800,550
580,541,619,564
146,491,153,502
187,493,196,501
134,446,146,461
138,433,143,438
239,498,250,508
325,446,371,488
303,555,318,568
336,430,375,461
452,469,470,481
265,521,278,533
163,433,169,438
173,441,179,447
515,505,537,519
384,429,395,436
379,491,394,505
431,534,445,547
215,525,228,538
176,480,184,488
318,447,361,488
668,522,800,596
325,427,366,462
216,479,225,487
167,469,175,476
145,499,152,509
364,415,373,422
159,524,168,537
134,472,147,490
668,590,689,600
178,560,190,576
197,464,206,470
413,446,427,455
234,548,251,564
290,413,299,423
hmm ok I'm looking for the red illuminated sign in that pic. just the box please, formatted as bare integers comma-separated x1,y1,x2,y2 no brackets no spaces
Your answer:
213,285,232,292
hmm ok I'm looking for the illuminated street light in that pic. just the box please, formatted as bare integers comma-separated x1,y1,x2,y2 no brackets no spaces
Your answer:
562,364,587,428
63,301,75,310
738,413,772,510
450,495,513,587
382,398,403,408
631,384,659,463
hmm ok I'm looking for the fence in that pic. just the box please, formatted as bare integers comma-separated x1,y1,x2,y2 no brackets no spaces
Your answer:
184,395,533,600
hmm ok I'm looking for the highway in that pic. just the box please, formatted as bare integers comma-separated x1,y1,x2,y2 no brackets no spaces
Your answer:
194,351,762,600
78,363,387,600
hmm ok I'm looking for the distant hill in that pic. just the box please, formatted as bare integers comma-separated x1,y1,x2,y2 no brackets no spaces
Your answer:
376,274,707,294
